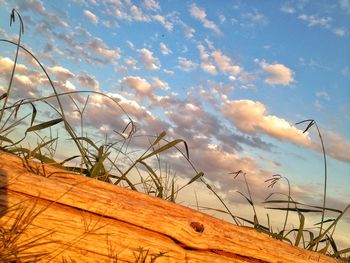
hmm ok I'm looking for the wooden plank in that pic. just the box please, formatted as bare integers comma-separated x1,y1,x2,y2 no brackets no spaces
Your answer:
0,151,338,262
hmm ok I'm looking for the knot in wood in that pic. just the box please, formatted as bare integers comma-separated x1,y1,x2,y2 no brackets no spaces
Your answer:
190,222,204,233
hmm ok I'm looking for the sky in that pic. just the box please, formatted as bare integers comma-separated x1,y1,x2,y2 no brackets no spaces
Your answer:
0,0,349,250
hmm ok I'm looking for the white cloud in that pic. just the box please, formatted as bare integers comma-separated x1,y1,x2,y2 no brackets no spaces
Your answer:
221,99,311,146
341,66,350,77
0,57,28,74
83,10,98,24
124,57,139,71
138,48,161,70
241,11,268,27
260,61,294,85
190,3,222,35
48,66,75,81
198,44,217,75
177,57,197,72
316,91,330,101
321,130,350,162
130,5,149,22
143,0,160,11
152,15,173,31
76,72,100,91
121,76,152,95
176,19,195,38
152,77,170,91
212,50,241,75
333,27,347,37
86,37,121,62
159,42,172,55
126,40,135,50
280,5,296,14
298,14,332,28
340,0,350,13
298,12,346,37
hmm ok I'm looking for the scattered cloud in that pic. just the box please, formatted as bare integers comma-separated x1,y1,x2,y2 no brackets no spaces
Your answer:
280,5,296,14
177,57,198,72
138,48,161,70
176,19,196,38
316,91,330,101
143,0,160,11
124,57,139,71
190,3,222,35
212,50,241,76
152,15,173,31
198,44,217,75
130,5,150,22
333,27,347,37
260,61,294,85
83,10,98,24
152,77,170,91
120,76,152,96
221,99,311,146
297,13,346,36
159,42,172,55
319,130,350,162
241,11,268,27
76,72,100,91
340,0,350,13
86,37,121,63
298,14,332,28
341,66,350,77
48,66,75,81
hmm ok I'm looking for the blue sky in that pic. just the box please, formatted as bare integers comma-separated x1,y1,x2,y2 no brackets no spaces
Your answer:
0,0,349,249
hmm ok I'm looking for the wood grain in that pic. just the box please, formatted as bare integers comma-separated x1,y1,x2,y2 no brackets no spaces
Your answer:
0,151,338,262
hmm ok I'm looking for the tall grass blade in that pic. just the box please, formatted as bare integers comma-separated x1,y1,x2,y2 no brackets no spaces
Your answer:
0,135,13,144
294,212,305,246
0,93,7,101
139,139,188,161
30,103,37,126
186,172,204,185
26,118,63,133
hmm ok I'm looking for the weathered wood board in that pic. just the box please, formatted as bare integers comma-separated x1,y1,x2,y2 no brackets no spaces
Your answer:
0,151,338,262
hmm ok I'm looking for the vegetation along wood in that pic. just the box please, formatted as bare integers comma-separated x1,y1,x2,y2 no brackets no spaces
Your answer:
0,150,339,262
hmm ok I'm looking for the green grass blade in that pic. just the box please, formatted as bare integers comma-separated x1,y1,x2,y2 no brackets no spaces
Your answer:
294,212,305,246
0,135,13,144
30,103,37,126
74,136,99,151
186,172,204,185
150,131,166,147
265,207,322,213
0,93,7,101
26,118,63,133
139,139,188,161
237,191,253,206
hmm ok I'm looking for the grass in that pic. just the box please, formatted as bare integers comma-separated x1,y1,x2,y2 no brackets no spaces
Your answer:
0,8,349,262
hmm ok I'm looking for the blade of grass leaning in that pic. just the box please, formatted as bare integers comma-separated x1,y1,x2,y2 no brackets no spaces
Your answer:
30,103,37,126
0,135,13,144
74,136,99,151
308,204,350,250
138,160,163,197
294,212,305,246
89,146,110,179
26,118,63,133
0,93,7,101
139,139,189,161
263,199,342,214
265,207,323,213
186,172,204,185
0,9,23,123
333,247,350,258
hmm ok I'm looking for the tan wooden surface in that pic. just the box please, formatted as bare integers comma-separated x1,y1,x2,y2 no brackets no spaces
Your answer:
0,151,337,262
